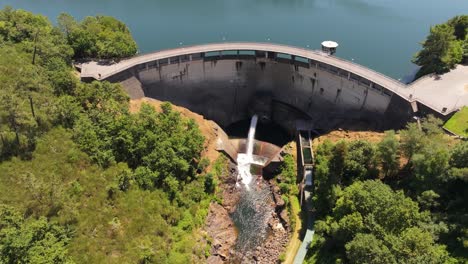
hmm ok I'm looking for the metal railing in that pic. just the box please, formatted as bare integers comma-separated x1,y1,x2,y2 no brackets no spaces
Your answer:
81,42,459,115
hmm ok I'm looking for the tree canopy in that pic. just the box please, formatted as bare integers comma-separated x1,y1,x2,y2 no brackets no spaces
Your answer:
58,13,138,59
0,205,72,264
0,7,215,263
307,118,467,263
333,181,451,264
1,6,467,263
413,15,467,78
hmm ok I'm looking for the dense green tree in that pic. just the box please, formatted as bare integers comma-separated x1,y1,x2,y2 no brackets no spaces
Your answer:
45,57,77,95
313,140,379,215
413,15,467,77
392,227,453,264
0,205,72,264
0,127,214,263
443,40,464,69
400,122,425,165
329,141,347,183
57,13,78,42
0,7,73,65
314,180,453,263
412,145,449,190
204,173,216,194
345,233,396,264
377,130,400,178
0,45,52,159
0,7,50,43
312,140,340,214
441,141,468,260
413,24,458,76
52,95,82,128
309,117,468,263
277,154,298,195
463,35,468,63
448,16,468,42
57,13,138,59
342,140,378,184
0,7,77,160
331,181,424,236
0,7,214,263
449,140,468,169
417,190,441,211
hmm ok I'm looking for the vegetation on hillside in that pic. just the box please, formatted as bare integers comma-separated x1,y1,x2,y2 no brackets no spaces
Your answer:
276,151,300,229
0,7,214,263
306,117,467,263
413,15,467,78
1,6,467,263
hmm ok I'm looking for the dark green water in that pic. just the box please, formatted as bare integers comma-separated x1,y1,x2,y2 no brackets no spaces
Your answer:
1,0,466,79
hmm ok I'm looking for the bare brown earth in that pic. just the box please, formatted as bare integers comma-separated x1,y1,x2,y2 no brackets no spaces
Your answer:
206,202,238,264
312,129,386,148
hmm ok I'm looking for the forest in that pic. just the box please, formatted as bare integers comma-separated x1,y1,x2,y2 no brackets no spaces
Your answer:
0,6,466,264
0,7,217,263
305,118,467,263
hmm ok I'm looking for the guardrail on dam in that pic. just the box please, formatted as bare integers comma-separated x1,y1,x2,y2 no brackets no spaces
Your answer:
80,42,467,131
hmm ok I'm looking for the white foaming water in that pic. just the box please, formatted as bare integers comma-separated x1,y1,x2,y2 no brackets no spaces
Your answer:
246,115,258,160
236,115,258,189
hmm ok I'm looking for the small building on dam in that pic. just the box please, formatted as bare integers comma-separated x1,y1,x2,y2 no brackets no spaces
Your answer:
80,42,468,133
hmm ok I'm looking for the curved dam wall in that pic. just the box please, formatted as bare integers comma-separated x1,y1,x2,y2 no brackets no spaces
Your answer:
81,43,434,132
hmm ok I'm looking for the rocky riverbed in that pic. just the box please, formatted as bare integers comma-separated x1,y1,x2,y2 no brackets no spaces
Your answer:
205,161,291,264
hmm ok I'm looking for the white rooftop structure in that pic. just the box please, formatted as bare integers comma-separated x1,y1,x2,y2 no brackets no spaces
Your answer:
321,41,339,48
321,41,338,55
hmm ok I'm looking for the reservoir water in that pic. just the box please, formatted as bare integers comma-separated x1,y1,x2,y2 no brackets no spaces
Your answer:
0,0,466,79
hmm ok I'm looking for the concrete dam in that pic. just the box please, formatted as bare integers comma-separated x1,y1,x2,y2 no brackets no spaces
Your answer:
80,42,468,133
80,42,468,262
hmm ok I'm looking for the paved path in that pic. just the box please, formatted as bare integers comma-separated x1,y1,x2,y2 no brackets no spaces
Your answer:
283,199,303,264
80,42,468,115
293,131,315,264
406,65,468,115
293,189,315,264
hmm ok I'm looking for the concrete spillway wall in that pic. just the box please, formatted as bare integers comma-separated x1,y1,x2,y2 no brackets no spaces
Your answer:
82,43,456,131
96,53,415,131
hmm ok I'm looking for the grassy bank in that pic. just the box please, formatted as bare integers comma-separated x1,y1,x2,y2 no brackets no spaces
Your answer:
282,195,302,264
444,107,468,137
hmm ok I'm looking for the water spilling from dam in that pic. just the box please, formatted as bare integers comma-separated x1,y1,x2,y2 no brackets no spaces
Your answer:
236,114,258,188
231,115,273,261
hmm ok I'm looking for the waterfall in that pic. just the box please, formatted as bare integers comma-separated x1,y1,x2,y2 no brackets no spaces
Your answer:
232,114,273,260
237,115,258,188
246,115,258,159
